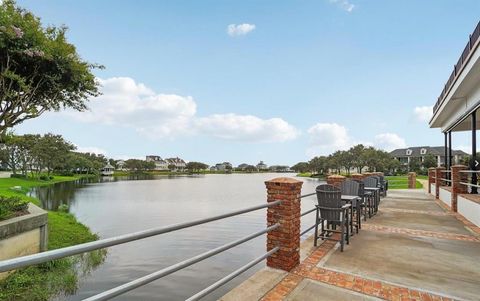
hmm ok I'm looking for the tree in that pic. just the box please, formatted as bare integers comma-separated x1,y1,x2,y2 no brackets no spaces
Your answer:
423,154,437,169
308,156,328,175
349,144,366,173
0,1,101,136
32,133,75,175
245,165,257,172
186,161,208,172
291,162,309,173
168,163,176,171
408,157,421,173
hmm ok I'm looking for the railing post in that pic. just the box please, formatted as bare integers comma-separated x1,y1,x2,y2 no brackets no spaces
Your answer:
435,167,445,199
428,168,435,194
408,172,416,189
265,177,303,271
327,175,346,188
451,165,468,212
350,173,365,181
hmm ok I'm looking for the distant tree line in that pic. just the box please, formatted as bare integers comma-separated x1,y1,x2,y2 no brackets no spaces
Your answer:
291,144,403,175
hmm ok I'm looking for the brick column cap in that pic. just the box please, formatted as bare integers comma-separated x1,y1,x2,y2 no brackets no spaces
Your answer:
265,177,302,185
428,167,436,171
408,172,416,175
327,175,346,179
350,173,362,177
435,166,445,170
451,165,467,168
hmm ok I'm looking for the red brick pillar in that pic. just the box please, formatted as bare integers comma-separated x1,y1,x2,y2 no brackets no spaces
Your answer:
265,177,303,271
428,168,435,194
451,165,468,212
350,173,364,181
434,167,445,199
363,172,374,178
327,175,346,188
408,172,416,189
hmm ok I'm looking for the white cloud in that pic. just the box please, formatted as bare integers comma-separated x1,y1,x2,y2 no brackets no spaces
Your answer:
413,105,433,122
195,114,299,142
374,133,406,151
64,77,297,143
75,145,107,155
65,77,196,138
227,23,256,37
306,123,353,156
329,0,355,12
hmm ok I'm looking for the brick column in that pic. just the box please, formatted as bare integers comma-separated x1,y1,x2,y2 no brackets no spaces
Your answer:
408,172,416,189
434,167,445,199
451,165,468,212
363,172,374,178
428,168,435,194
327,175,346,188
350,173,365,181
265,177,303,271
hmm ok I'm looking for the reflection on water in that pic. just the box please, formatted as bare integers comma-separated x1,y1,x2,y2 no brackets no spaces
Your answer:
31,173,323,301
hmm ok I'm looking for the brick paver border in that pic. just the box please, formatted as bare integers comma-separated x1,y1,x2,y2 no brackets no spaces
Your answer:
260,235,457,301
362,224,479,242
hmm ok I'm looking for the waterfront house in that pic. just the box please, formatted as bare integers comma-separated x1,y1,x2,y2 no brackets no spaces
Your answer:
211,162,233,171
165,157,186,171
256,161,268,170
390,146,467,167
146,155,168,171
116,160,126,171
100,163,114,176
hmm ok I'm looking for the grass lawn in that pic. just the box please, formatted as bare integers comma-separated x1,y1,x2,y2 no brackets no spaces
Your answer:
0,175,105,301
386,175,423,189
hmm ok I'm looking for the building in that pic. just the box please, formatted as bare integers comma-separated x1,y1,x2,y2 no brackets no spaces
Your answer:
101,163,114,176
211,162,232,171
165,157,186,171
429,21,480,173
256,161,268,170
146,155,168,170
116,160,126,171
390,146,468,167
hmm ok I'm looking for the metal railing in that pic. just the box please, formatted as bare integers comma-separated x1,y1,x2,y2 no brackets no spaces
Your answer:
0,201,282,301
299,192,317,237
458,170,480,193
433,21,480,115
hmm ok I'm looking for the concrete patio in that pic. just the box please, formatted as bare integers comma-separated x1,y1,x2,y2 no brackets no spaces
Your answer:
221,189,480,301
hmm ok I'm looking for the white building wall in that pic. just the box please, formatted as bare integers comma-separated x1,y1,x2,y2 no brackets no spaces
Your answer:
439,187,452,207
458,195,480,227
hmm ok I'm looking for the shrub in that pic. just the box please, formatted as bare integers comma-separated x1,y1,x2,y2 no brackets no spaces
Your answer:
39,175,54,181
0,196,29,220
58,204,69,213
10,173,27,179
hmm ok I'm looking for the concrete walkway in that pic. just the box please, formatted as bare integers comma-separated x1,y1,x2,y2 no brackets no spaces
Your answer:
221,189,480,301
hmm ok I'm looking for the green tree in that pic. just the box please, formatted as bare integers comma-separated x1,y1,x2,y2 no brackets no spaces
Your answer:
408,157,421,173
0,1,101,136
308,156,328,175
291,162,309,173
349,144,366,173
423,154,437,169
32,133,75,175
186,161,208,172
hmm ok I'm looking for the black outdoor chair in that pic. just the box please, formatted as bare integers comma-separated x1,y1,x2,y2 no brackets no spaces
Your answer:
363,177,379,215
314,184,351,252
340,179,362,233
352,179,369,222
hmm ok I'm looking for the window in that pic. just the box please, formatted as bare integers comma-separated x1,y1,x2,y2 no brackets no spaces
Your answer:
406,149,412,155
420,148,427,155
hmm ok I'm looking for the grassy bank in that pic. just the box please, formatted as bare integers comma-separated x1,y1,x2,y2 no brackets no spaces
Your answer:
0,175,105,301
386,175,423,189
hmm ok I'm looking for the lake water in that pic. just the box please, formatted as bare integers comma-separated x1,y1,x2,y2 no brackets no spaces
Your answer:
30,173,323,301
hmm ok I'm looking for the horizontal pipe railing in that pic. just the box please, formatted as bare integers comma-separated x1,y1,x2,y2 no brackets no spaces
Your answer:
300,192,316,199
440,178,452,182
460,182,480,188
301,208,316,217
459,170,480,173
300,224,316,237
186,247,280,301
0,200,282,273
84,224,280,301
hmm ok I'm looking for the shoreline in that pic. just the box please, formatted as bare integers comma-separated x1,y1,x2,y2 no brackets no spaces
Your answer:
0,174,105,301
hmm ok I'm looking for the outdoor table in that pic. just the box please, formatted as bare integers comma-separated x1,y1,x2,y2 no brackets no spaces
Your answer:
364,187,380,214
341,195,361,236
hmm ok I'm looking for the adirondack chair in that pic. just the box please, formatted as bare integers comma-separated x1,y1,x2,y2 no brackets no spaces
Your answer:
314,184,351,251
340,179,362,233
363,176,379,215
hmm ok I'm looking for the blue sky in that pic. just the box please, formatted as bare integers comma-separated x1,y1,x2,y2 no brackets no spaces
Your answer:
14,0,480,166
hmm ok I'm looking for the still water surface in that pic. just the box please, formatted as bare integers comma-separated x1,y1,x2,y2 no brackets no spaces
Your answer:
31,173,322,301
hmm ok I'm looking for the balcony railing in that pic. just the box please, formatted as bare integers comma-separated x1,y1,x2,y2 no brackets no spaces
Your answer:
433,21,480,115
